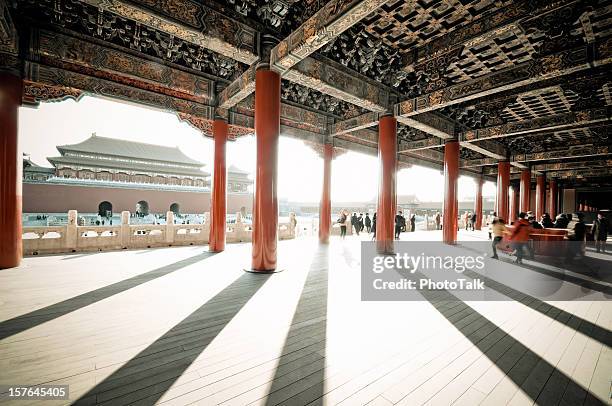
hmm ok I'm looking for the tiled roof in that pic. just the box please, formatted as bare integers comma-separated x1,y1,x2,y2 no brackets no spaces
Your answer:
227,165,251,176
48,155,209,177
57,134,204,166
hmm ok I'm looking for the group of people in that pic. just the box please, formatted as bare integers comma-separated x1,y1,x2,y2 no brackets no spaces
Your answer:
336,210,420,240
489,210,610,263
337,211,374,238
462,211,479,231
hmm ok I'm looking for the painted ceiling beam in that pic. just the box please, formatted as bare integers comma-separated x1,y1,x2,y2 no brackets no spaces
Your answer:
330,112,380,136
77,0,259,64
396,113,455,140
269,0,389,73
220,0,389,111
283,57,389,112
217,64,257,109
395,39,610,117
512,145,611,163
459,108,611,142
531,159,612,172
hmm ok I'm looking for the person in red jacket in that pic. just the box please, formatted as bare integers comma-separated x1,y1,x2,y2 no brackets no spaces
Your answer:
510,212,532,264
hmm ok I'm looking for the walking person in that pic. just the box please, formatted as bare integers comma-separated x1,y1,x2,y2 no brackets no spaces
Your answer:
338,211,348,239
351,212,360,236
566,213,586,262
435,212,441,230
592,212,610,253
365,213,372,233
358,213,364,233
510,212,532,264
410,213,416,232
490,218,506,259
395,211,404,239
488,212,497,239
470,212,477,231
371,213,377,240
463,211,470,231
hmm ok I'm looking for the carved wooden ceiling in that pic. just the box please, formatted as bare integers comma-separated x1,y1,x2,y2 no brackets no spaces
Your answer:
2,0,611,186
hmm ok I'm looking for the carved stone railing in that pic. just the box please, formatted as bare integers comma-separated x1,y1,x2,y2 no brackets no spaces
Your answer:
22,210,296,255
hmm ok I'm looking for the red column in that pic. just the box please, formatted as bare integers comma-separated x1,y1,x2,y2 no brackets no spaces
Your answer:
209,119,227,252
376,115,397,254
520,168,531,213
509,185,518,223
474,177,483,230
535,174,545,219
319,143,332,244
0,73,22,269
495,161,510,221
443,140,459,244
548,179,558,218
251,69,280,271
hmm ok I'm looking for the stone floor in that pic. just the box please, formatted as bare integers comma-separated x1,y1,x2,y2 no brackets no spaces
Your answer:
0,231,610,405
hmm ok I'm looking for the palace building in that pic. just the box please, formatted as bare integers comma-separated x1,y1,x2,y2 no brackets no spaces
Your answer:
22,134,253,214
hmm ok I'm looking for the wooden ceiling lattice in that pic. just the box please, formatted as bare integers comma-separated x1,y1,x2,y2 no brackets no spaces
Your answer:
361,0,508,53
500,87,577,122
445,26,544,82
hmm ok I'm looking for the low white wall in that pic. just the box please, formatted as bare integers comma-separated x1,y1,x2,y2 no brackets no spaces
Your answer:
23,210,296,255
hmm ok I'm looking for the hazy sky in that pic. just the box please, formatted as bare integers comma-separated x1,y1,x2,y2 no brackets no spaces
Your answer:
19,96,495,202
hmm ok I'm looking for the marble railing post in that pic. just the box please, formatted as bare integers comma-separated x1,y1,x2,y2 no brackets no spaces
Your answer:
166,211,175,244
120,211,130,248
66,210,78,251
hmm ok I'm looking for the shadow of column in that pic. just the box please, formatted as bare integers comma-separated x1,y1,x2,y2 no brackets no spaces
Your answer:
75,271,271,405
0,252,217,340
415,276,606,405
262,244,330,405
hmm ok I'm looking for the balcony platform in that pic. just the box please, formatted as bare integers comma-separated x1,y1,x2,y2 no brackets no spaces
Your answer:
0,232,610,405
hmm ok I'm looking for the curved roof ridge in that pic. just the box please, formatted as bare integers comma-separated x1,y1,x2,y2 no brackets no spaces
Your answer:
57,134,204,166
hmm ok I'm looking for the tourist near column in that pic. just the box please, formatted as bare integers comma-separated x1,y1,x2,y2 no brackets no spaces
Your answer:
376,115,397,254
251,65,281,271
474,176,483,230
443,139,459,244
209,118,227,252
319,143,332,244
0,72,22,269
496,161,510,221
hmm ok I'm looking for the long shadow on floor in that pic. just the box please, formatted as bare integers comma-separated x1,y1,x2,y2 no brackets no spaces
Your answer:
75,271,271,405
497,256,612,294
461,269,612,347
0,251,217,340
262,244,330,406
458,243,612,294
417,277,607,405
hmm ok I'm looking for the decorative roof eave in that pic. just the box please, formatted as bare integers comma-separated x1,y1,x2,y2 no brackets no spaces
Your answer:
47,156,210,178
